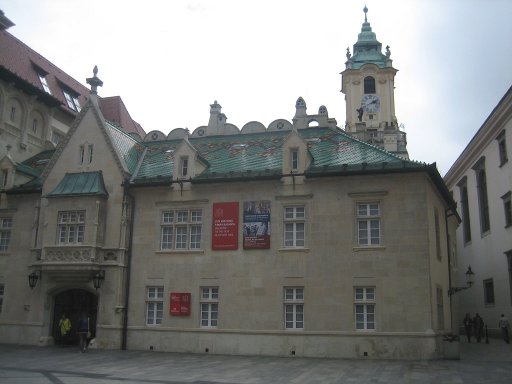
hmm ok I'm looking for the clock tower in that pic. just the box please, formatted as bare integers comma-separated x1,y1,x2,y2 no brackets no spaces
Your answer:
341,7,408,158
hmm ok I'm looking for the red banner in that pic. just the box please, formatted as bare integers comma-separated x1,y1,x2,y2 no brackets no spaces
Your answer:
212,202,239,250
170,292,191,316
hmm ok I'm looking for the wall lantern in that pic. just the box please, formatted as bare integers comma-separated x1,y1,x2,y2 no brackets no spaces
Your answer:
28,270,41,289
92,270,105,290
448,265,475,296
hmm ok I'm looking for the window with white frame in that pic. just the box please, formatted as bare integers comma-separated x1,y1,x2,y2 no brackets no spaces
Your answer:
57,211,85,244
200,287,218,327
284,287,304,330
160,209,202,250
354,287,375,330
146,286,164,325
357,203,380,246
63,90,81,112
38,73,52,94
0,283,4,313
0,217,13,251
284,206,305,247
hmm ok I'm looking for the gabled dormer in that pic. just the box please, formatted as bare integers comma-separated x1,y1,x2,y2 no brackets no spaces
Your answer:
172,137,208,190
282,129,310,185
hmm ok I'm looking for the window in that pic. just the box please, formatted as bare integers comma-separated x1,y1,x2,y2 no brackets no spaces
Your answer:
284,206,305,247
1,169,8,189
354,287,375,330
483,279,495,305
434,208,441,260
51,131,63,145
146,286,164,325
200,287,218,327
497,131,508,166
476,169,490,233
160,209,202,250
80,144,93,164
284,287,304,330
363,76,376,94
502,192,512,228
10,106,16,122
63,90,81,112
180,157,189,177
38,73,52,94
290,149,299,170
472,158,490,234
58,211,85,244
0,283,4,313
458,179,472,243
357,203,380,246
0,217,12,251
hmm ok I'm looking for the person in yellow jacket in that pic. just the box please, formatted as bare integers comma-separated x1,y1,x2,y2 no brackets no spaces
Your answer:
58,313,71,345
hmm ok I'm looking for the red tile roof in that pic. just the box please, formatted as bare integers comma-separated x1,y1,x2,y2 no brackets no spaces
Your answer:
0,29,145,136
99,96,146,137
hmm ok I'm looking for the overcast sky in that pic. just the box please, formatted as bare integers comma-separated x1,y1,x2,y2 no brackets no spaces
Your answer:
3,0,512,175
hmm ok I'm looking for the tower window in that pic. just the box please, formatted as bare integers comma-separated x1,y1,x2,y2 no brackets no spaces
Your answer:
364,76,376,94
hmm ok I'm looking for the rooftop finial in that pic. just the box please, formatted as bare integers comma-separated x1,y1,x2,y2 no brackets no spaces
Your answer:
86,65,103,95
363,5,368,22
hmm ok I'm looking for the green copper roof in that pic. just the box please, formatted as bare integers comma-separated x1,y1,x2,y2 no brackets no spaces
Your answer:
347,6,390,69
16,149,54,178
46,171,108,197
105,121,145,173
130,127,423,184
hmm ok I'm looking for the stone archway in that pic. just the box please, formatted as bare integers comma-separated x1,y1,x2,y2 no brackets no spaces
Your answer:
52,289,98,345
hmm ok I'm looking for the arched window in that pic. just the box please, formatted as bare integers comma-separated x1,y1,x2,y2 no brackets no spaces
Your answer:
364,76,376,94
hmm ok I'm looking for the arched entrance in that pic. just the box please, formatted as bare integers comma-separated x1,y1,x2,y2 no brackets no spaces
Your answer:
52,289,98,345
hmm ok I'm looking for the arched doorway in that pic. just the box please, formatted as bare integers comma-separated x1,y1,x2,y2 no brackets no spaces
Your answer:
52,289,98,345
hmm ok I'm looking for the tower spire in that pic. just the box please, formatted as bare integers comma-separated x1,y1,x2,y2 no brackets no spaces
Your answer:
364,5,368,22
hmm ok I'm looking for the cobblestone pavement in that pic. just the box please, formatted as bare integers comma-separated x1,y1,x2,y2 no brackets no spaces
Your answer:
0,339,511,383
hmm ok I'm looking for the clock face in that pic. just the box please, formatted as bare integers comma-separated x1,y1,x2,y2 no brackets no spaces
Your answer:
361,94,380,113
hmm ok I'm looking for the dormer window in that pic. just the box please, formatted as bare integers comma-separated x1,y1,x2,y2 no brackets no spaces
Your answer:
38,73,52,94
63,90,81,112
180,157,189,177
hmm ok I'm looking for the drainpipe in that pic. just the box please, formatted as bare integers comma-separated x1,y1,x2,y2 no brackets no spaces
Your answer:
121,181,135,350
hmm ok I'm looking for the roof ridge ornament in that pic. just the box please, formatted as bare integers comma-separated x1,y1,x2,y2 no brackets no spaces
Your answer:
86,65,103,95
364,5,368,22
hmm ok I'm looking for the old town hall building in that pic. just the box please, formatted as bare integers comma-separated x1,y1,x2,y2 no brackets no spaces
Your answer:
0,9,459,359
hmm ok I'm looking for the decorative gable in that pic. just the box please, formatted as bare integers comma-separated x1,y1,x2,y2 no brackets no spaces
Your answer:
282,130,310,184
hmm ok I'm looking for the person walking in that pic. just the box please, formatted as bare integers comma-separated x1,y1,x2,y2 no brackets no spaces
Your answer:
473,313,484,343
498,314,510,344
463,313,473,343
58,313,71,345
77,312,90,352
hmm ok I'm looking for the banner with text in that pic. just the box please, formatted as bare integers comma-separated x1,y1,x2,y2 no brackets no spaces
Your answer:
212,202,239,250
243,200,271,249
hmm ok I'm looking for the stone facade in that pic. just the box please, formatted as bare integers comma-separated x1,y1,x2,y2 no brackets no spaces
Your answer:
444,86,512,337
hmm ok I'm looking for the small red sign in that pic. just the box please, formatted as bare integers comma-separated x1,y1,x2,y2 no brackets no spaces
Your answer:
170,292,191,316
